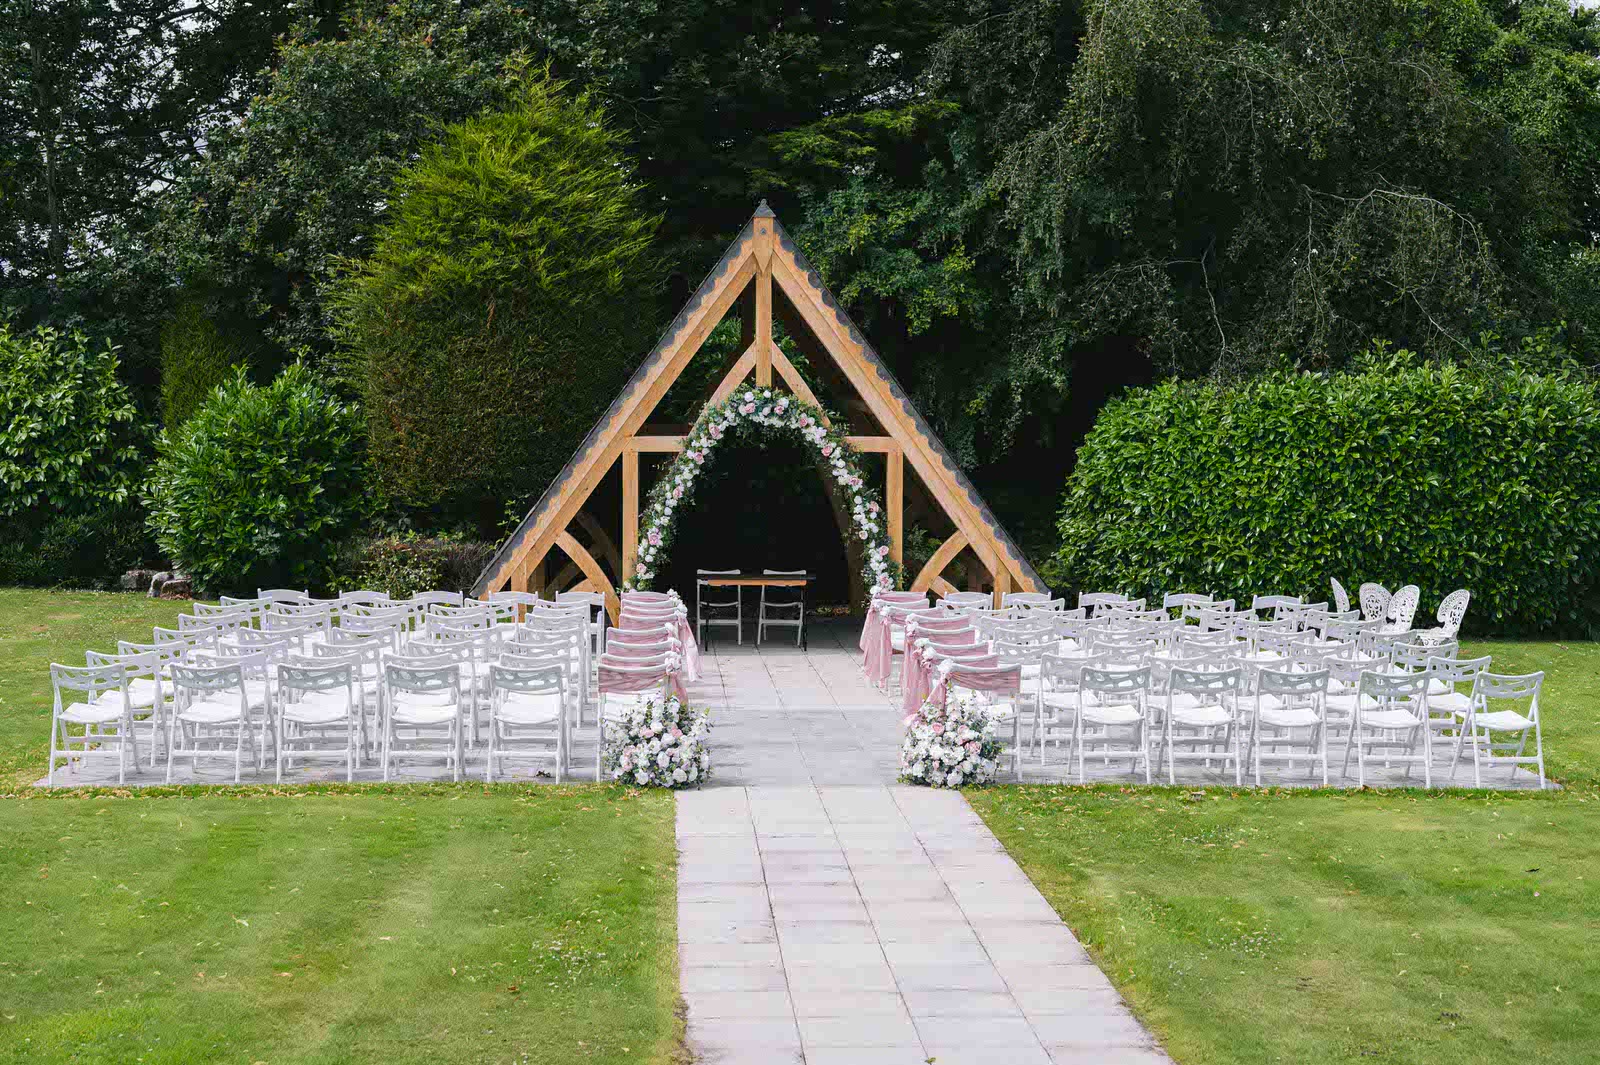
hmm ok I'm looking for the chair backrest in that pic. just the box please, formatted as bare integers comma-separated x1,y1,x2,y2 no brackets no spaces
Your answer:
491,661,567,697
1079,665,1151,695
489,590,544,606
605,639,674,659
1324,617,1380,644
1192,606,1240,632
405,590,465,608
696,569,740,601
239,624,311,652
1162,592,1213,610
1472,671,1543,714
257,588,310,604
1434,589,1471,636
50,661,129,698
1078,592,1129,613
313,639,382,671
1251,595,1303,616
1358,669,1429,702
1329,578,1352,614
1180,629,1243,653
1392,639,1458,673
606,624,676,647
1386,585,1421,629
169,661,247,694
278,662,354,694
1039,649,1106,686
1325,653,1383,687
384,662,459,695
1358,582,1392,622
939,591,990,608
1427,654,1490,686
84,647,158,680
1169,665,1243,696
1256,667,1327,696
921,633,981,655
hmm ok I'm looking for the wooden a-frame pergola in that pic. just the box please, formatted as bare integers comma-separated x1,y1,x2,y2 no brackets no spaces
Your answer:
471,203,1043,619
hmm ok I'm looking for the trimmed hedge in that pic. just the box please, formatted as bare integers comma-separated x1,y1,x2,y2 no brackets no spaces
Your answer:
335,534,497,599
159,292,260,429
145,365,373,595
1051,365,1600,635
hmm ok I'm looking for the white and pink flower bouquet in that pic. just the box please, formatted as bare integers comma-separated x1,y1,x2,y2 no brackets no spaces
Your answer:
602,695,712,788
899,693,1004,788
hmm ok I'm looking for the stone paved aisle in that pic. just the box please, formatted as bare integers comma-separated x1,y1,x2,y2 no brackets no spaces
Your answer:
677,784,1174,1065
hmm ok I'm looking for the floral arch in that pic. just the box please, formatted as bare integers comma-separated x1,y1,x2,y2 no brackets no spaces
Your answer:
624,388,900,595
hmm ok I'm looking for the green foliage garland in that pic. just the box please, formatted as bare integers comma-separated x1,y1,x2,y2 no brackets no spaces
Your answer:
627,390,901,597
1051,364,1600,635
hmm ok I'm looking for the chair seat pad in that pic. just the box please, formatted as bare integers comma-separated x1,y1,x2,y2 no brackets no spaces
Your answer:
176,698,247,724
281,700,352,726
390,703,460,726
1363,708,1423,730
890,631,906,652
1055,639,1082,655
1040,691,1078,710
61,700,130,725
1018,663,1041,681
1166,691,1206,711
1081,702,1142,726
1170,704,1232,727
1325,693,1379,713
1259,706,1322,729
495,691,563,725
1430,691,1472,715
1475,710,1535,732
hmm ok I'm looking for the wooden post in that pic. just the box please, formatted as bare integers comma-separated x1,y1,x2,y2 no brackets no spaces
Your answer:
755,271,773,386
886,447,903,568
530,557,545,599
992,565,1011,609
622,449,639,584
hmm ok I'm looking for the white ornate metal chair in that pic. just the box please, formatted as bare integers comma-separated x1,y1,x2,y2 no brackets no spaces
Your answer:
1358,582,1392,622
1329,578,1352,615
1413,589,1470,646
1381,584,1421,634
757,568,806,647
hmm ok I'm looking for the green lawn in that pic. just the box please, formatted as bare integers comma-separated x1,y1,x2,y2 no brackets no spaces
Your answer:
972,787,1600,1064
0,589,196,788
1463,639,1600,787
0,786,682,1064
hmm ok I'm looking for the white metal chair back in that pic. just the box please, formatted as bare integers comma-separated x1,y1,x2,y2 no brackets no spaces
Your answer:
1077,592,1131,616
1384,585,1421,631
939,591,991,610
1358,582,1391,622
696,569,743,645
408,590,466,609
257,588,311,604
1329,578,1351,614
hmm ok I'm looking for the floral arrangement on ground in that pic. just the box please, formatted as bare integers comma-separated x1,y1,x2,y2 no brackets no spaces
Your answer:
900,693,1005,788
601,694,711,788
623,388,901,595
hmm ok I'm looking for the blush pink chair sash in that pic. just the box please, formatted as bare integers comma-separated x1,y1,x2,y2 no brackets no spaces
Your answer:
902,631,982,713
597,656,687,703
618,608,699,682
607,626,678,648
860,592,930,683
928,660,1020,709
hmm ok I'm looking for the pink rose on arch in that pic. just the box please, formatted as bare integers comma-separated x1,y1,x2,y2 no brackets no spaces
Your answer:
636,562,647,576
672,486,683,499
710,426,723,439
878,545,890,558
648,529,662,546
877,574,892,589
821,444,834,457
740,402,756,414
868,502,879,514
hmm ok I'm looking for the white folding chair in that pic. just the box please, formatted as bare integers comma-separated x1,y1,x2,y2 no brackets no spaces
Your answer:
84,648,170,768
275,662,360,782
487,660,568,782
382,662,465,781
1451,671,1546,788
696,569,743,645
1075,665,1152,783
48,663,140,785
1248,667,1329,786
757,569,806,647
1164,665,1244,785
166,661,262,783
1344,670,1432,787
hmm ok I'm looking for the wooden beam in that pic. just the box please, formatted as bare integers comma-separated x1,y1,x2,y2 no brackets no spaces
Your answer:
709,342,758,407
530,557,545,599
992,564,1011,609
887,447,903,568
911,531,968,594
844,436,898,452
622,449,639,584
771,346,830,427
770,251,1010,583
627,436,686,453
556,531,620,623
931,576,958,598
755,283,773,387
572,511,621,579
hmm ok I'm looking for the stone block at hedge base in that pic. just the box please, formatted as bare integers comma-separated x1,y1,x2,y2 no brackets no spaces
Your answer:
158,577,193,599
120,569,157,593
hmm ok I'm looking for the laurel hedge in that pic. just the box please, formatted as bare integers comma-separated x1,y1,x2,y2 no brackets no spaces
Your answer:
1051,365,1600,635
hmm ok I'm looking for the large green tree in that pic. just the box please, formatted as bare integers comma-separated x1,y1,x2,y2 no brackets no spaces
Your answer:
329,75,660,534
